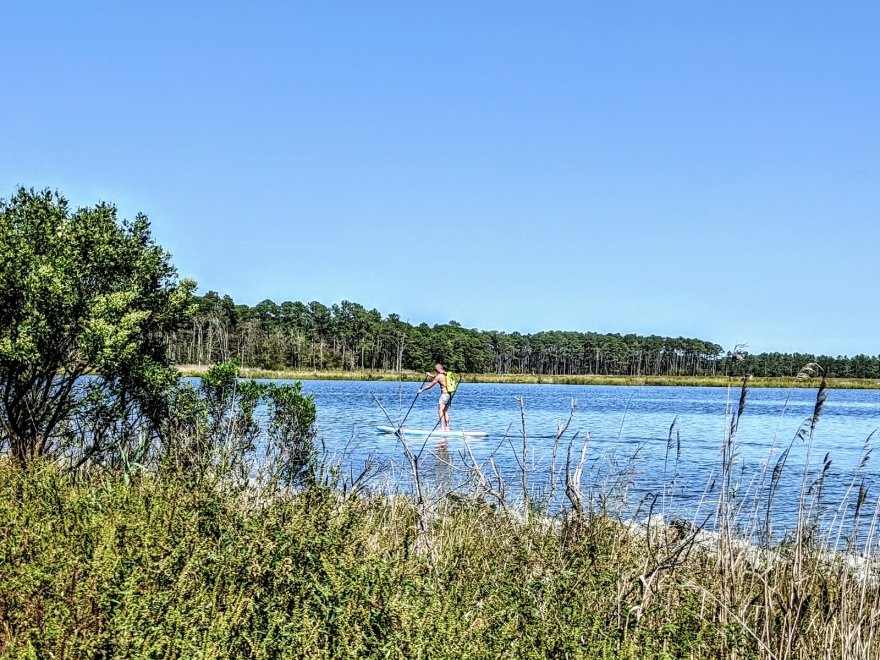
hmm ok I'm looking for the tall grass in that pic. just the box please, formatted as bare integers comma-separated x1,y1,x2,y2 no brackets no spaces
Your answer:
2,376,880,658
178,364,880,389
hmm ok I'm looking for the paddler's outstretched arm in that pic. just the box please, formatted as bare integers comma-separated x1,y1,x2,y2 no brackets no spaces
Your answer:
418,373,443,394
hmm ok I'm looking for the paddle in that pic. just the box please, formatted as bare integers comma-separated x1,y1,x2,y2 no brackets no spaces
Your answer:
398,372,432,432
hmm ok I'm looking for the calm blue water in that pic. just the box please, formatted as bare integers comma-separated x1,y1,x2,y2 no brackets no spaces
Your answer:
296,380,880,536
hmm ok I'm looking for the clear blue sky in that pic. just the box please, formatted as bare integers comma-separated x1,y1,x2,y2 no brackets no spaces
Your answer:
2,2,877,356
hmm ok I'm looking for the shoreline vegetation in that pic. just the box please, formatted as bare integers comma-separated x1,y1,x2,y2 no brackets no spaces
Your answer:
178,364,880,389
5,372,880,656
5,459,880,658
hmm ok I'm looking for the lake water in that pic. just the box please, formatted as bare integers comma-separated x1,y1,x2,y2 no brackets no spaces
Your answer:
297,379,880,537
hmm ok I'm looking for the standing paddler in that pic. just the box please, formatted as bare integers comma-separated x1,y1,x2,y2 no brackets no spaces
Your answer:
417,362,457,431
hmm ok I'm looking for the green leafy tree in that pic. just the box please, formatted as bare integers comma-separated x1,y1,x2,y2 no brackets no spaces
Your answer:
0,187,195,465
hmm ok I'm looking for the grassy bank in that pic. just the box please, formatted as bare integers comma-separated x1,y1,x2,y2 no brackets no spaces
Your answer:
178,364,880,389
3,374,879,658
3,460,879,659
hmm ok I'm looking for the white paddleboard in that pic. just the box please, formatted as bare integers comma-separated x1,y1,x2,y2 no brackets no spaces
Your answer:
376,425,488,438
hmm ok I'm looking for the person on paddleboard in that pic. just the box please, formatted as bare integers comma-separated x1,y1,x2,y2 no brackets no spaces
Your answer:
418,362,453,431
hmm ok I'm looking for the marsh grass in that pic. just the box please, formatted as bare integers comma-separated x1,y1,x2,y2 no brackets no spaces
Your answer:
178,364,880,389
2,376,880,658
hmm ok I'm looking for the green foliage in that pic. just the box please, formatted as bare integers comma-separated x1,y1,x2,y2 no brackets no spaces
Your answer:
158,359,317,488
3,462,875,658
265,380,318,487
175,292,880,380
202,357,241,393
0,187,195,465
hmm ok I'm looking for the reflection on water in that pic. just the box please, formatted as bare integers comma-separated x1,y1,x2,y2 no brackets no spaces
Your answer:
292,379,880,534
422,440,454,496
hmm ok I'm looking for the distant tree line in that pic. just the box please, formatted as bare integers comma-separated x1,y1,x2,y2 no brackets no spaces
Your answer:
725,352,880,379
165,293,880,379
